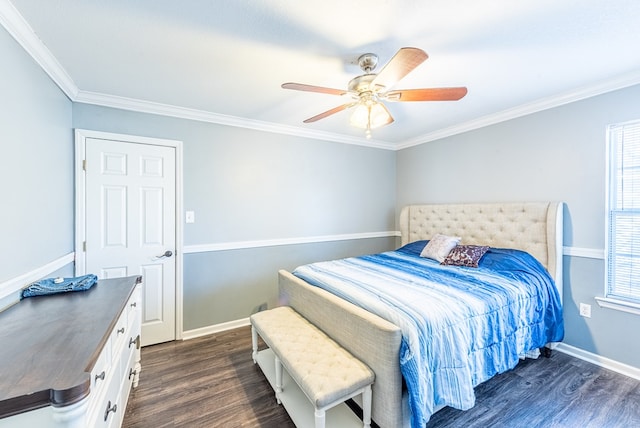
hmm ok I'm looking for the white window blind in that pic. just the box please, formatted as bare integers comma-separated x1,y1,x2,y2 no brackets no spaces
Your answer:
607,120,640,302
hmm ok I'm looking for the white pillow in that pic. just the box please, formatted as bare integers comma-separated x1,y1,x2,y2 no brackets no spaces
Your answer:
420,234,461,262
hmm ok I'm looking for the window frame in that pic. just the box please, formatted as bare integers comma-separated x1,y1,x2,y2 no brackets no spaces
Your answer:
600,119,640,315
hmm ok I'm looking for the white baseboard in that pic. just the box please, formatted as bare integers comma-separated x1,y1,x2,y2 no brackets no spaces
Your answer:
555,343,640,381
182,320,640,385
182,323,640,385
181,317,251,340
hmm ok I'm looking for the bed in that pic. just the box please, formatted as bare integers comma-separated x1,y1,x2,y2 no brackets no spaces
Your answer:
278,202,564,428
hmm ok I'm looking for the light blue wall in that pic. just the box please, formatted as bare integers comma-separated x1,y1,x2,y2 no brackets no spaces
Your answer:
0,26,73,284
72,104,397,328
6,15,639,370
183,239,394,329
397,84,640,368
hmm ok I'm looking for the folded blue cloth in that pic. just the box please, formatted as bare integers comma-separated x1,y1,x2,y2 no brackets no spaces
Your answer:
21,274,98,299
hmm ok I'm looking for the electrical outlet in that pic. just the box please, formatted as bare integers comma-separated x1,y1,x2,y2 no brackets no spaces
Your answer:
579,303,591,318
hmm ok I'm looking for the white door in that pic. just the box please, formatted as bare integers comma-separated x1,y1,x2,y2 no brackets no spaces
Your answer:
84,137,176,346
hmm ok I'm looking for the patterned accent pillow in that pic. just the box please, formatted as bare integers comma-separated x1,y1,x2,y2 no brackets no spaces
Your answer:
441,245,490,268
420,234,461,262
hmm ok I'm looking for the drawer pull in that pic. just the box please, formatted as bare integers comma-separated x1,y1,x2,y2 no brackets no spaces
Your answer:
129,367,137,380
117,327,125,334
129,334,140,349
95,370,105,382
104,401,117,421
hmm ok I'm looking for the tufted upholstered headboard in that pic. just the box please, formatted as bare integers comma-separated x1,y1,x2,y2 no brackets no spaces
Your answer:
399,202,564,288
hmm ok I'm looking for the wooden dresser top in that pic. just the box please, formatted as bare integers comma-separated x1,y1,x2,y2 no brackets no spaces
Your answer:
0,275,141,419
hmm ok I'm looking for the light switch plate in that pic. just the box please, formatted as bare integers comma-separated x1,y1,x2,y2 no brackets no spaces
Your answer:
185,211,195,224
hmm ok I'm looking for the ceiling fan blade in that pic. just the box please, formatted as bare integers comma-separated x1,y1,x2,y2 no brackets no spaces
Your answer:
385,87,468,102
303,103,355,123
282,82,347,96
371,47,428,90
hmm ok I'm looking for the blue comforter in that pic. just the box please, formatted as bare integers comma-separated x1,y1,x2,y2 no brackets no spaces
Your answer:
293,241,564,428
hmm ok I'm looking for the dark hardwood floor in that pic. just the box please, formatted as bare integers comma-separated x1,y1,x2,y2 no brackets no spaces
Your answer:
425,350,640,428
122,326,295,428
123,326,640,428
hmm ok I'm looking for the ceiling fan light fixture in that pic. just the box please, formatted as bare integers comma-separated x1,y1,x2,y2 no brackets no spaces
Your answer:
349,99,392,131
369,102,393,128
349,103,370,129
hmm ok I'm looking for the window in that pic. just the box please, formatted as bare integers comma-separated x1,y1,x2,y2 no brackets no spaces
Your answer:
606,119,640,304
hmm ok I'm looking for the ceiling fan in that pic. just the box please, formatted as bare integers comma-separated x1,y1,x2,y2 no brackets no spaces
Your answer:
282,47,467,137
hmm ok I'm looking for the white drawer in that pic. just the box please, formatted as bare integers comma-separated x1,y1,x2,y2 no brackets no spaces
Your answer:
88,354,121,428
110,310,128,361
127,286,142,326
123,304,141,375
89,288,141,427
89,336,112,404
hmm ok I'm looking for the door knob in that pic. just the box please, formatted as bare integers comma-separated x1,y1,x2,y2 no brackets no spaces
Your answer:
156,250,173,259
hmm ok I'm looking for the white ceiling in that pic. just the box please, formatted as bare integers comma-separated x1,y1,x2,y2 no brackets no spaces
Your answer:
4,0,640,148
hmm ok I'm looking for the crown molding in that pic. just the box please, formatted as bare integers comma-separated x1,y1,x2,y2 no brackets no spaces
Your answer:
79,69,640,152
74,90,397,150
0,0,394,150
0,0,78,99
397,70,640,150
4,0,640,152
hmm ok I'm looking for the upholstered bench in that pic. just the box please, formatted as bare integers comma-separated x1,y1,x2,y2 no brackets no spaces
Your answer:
251,306,375,428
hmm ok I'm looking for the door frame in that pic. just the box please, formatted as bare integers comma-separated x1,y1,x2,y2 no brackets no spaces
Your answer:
74,129,184,341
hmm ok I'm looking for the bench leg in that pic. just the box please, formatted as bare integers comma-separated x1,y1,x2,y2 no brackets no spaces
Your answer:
362,385,372,428
251,326,258,364
274,355,283,405
314,408,325,428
